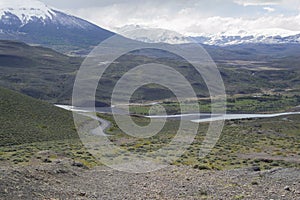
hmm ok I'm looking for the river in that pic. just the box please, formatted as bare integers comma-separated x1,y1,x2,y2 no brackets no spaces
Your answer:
55,105,300,123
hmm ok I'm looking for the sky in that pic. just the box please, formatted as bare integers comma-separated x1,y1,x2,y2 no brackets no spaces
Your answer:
40,0,300,36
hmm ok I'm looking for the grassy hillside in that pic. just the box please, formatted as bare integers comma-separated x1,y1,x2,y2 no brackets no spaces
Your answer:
0,86,78,146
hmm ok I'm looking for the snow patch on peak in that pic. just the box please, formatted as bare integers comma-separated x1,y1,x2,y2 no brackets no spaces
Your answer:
0,0,55,24
115,25,192,44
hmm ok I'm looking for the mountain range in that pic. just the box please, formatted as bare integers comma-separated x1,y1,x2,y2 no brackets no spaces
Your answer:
191,28,300,46
1,0,300,54
115,25,300,46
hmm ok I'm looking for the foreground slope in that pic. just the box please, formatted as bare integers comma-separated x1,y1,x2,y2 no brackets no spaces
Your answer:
1,164,299,199
0,111,299,199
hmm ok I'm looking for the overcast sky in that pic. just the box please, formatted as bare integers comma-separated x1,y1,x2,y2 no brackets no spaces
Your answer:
40,0,300,35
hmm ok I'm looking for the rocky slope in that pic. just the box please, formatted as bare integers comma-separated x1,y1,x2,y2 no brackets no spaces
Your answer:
0,161,299,199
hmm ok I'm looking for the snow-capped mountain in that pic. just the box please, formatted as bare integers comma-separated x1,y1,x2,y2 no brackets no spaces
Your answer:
115,25,192,44
115,25,300,46
0,0,115,54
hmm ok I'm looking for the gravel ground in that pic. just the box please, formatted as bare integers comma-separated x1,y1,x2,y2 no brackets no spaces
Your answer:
0,160,299,200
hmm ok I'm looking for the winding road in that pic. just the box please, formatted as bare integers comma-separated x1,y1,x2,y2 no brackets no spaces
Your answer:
55,105,111,136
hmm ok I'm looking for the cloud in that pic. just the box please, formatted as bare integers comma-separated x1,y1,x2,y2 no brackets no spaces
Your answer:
234,0,280,6
233,0,300,11
263,7,275,12
65,3,300,36
39,0,300,36
183,15,300,36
